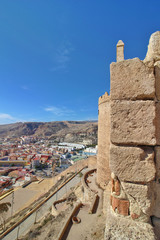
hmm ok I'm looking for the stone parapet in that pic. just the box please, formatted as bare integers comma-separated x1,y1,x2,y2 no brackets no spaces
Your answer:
110,58,155,100
98,92,110,105
98,32,160,239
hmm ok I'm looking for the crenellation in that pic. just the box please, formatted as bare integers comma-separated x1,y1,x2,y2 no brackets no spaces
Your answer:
98,92,110,105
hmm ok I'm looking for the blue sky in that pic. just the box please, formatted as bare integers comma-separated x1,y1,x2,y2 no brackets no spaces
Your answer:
0,0,160,124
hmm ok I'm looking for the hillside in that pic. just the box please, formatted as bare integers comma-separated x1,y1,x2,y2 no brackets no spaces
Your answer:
0,121,98,144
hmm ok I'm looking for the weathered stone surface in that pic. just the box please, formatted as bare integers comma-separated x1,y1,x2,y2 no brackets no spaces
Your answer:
105,212,156,240
110,144,156,182
121,182,155,215
155,146,160,179
111,100,156,145
152,182,160,218
144,31,160,62
155,61,160,101
97,92,110,188
110,58,155,100
116,40,124,62
156,102,160,145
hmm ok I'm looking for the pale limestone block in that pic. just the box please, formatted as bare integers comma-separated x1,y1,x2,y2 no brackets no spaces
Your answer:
116,40,124,62
110,144,156,183
110,58,155,100
144,31,160,62
121,182,155,216
105,212,156,240
111,100,156,145
155,61,160,100
156,102,160,145
152,182,160,218
155,146,160,179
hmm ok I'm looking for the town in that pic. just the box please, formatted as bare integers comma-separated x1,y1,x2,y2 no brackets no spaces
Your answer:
0,135,97,197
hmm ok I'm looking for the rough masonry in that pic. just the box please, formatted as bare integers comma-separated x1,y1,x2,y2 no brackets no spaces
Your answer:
97,92,110,189
97,31,160,239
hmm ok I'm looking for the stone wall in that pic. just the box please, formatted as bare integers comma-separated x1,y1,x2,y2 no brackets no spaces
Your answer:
102,31,160,239
97,92,111,189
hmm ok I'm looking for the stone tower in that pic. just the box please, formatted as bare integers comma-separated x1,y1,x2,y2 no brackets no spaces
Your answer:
97,92,110,189
97,31,160,239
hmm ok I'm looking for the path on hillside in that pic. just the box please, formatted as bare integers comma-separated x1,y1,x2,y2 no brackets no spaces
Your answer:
2,168,89,240
64,171,105,240
0,178,54,220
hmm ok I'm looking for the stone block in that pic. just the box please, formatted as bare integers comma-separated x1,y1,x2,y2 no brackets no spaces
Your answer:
155,147,160,180
144,31,160,62
111,100,156,145
121,182,155,215
110,144,156,182
152,182,160,218
105,213,156,240
156,102,160,145
155,61,160,101
110,58,155,100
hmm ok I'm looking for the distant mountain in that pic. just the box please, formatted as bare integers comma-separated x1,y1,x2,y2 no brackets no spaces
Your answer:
0,121,98,144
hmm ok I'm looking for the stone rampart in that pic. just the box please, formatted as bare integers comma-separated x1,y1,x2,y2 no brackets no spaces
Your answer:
97,92,110,189
99,31,160,239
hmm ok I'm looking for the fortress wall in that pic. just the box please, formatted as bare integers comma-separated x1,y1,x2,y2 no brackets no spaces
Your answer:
97,92,110,189
104,32,160,239
109,57,157,224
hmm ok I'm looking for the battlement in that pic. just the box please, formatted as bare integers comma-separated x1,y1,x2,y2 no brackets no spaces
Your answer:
98,92,110,105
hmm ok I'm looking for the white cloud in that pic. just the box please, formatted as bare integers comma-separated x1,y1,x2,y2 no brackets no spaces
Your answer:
50,42,74,72
44,106,74,116
0,113,28,125
0,113,14,120
0,113,16,124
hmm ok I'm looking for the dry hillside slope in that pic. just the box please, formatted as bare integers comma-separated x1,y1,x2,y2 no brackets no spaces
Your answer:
0,121,98,144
